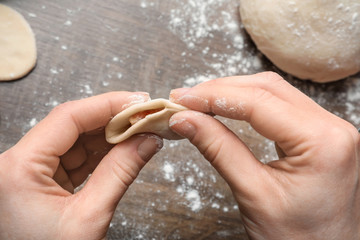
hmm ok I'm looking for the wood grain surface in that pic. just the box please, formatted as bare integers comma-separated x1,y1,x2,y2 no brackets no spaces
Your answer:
0,0,359,239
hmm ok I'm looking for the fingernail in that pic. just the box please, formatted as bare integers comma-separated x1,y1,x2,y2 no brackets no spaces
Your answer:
137,135,163,161
169,115,196,139
169,88,190,102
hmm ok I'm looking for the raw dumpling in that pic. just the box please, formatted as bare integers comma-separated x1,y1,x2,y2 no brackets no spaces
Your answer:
105,99,188,144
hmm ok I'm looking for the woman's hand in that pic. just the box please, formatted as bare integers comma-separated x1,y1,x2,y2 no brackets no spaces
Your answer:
0,92,163,240
169,72,360,239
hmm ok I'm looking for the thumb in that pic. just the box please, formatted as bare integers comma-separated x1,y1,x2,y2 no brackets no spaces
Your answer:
74,134,163,219
170,111,265,198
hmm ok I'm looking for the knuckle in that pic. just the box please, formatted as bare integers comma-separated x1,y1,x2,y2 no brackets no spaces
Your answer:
318,124,359,168
111,159,136,188
256,71,290,90
108,147,140,188
197,134,225,165
258,71,284,83
0,150,28,190
50,101,76,115
252,87,271,101
249,87,275,113
48,100,84,132
329,125,356,150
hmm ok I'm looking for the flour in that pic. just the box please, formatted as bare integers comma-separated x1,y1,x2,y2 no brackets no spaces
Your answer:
214,97,229,112
185,189,202,211
29,118,37,127
169,0,261,87
162,161,175,182
177,95,210,109
80,84,93,95
169,0,238,48
344,79,360,125
155,140,241,214
168,117,186,128
50,67,63,75
28,13,37,18
211,202,220,209
346,80,360,102
121,94,149,110
186,176,194,185
64,20,72,26
116,73,123,79
102,81,110,87
45,100,59,107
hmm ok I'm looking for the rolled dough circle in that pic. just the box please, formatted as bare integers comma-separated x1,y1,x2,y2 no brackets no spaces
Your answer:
0,4,37,81
239,0,360,83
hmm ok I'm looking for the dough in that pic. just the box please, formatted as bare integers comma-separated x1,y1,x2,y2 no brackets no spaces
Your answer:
105,99,188,144
0,4,37,81
239,0,360,82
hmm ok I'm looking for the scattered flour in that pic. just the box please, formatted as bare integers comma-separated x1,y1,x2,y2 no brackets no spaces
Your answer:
45,100,59,107
102,81,110,87
215,192,225,199
50,68,59,74
64,20,72,26
211,202,220,209
28,13,37,18
157,141,239,214
168,117,187,128
169,0,260,87
169,0,238,48
214,97,228,111
185,189,202,211
82,84,93,95
346,80,360,102
186,176,194,185
29,118,38,127
163,162,175,182
121,94,149,110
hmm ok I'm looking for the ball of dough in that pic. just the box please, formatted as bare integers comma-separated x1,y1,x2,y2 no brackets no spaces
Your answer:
239,0,360,82
0,4,37,81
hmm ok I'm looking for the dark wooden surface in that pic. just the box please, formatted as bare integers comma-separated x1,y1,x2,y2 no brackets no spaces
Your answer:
0,0,359,239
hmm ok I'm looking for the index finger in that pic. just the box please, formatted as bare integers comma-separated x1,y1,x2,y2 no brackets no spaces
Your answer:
170,73,337,151
15,91,150,161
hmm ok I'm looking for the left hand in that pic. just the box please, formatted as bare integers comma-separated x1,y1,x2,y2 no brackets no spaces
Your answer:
0,92,163,240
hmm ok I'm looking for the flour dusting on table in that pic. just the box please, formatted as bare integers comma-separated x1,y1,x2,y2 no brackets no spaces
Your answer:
168,0,261,87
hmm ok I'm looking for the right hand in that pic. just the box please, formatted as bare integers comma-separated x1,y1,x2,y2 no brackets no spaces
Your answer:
169,72,360,239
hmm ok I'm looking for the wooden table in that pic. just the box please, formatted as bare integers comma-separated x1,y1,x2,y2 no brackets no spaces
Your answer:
1,0,359,239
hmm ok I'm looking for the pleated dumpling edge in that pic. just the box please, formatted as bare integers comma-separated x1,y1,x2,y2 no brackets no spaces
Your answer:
105,98,188,144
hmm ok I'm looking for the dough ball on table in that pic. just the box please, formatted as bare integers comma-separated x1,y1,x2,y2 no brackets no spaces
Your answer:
0,4,37,81
239,0,360,83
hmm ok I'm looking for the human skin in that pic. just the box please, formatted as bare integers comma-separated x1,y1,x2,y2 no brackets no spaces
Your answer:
169,72,360,239
0,92,163,240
